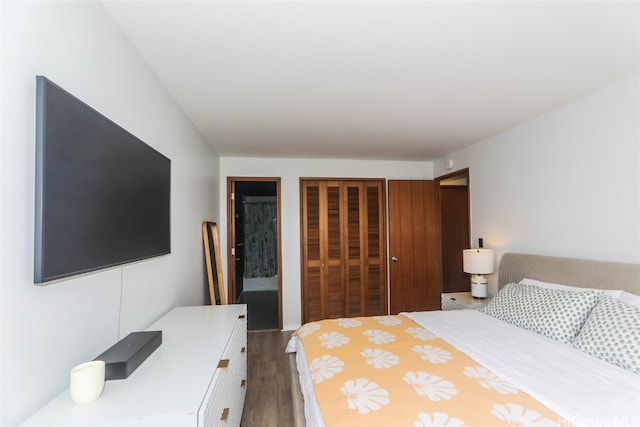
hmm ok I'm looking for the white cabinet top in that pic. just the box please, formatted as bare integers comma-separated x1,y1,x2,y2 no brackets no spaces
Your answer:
441,292,492,310
23,304,247,426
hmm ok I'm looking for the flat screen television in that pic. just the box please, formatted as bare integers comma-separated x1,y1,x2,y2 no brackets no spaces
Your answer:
34,76,171,284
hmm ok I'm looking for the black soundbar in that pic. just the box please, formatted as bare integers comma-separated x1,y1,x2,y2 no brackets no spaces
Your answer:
94,331,162,380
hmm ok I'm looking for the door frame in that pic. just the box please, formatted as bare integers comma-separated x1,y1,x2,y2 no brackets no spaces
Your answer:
435,168,471,293
226,177,283,329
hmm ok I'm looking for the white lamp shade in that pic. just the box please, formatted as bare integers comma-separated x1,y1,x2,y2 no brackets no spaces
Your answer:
463,249,494,274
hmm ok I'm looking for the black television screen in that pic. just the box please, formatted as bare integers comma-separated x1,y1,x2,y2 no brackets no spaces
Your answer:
34,76,171,283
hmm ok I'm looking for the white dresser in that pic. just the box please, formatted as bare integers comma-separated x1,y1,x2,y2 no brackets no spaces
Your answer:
23,304,247,426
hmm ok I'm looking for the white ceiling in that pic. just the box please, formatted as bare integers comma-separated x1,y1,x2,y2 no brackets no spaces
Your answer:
103,1,639,161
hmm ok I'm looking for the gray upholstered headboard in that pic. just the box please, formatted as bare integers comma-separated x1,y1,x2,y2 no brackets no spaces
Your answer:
498,253,640,296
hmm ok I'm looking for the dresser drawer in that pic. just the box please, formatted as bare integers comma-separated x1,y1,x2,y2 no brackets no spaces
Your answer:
200,367,246,426
198,311,247,427
223,314,247,371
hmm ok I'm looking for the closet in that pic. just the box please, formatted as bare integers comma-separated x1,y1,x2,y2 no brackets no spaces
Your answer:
300,179,386,323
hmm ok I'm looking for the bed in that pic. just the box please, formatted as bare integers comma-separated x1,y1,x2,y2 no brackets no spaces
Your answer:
286,253,640,427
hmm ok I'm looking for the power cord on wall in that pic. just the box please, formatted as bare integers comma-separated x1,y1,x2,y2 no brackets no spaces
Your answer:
117,267,124,341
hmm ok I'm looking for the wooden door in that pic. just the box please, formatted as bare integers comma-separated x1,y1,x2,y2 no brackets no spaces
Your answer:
440,185,470,292
301,179,386,323
343,181,386,317
301,180,344,322
388,180,441,314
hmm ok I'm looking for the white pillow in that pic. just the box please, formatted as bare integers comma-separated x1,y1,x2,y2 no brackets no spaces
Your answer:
619,291,640,308
518,278,622,299
573,295,640,375
480,282,601,344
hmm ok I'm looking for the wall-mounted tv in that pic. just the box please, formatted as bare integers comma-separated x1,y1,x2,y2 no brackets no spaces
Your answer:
34,76,171,284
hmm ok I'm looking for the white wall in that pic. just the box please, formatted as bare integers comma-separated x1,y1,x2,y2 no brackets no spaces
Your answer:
219,158,432,329
220,73,640,328
0,2,219,425
434,74,640,294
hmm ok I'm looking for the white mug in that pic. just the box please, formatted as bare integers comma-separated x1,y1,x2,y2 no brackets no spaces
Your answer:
69,360,105,404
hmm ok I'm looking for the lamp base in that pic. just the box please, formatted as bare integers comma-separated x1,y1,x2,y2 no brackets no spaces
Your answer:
470,275,488,298
471,283,488,298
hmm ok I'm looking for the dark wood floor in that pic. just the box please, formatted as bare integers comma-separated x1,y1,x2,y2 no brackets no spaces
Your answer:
241,330,294,427
237,290,279,331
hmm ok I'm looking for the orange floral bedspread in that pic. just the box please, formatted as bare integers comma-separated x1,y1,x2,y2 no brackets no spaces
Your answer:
293,315,563,426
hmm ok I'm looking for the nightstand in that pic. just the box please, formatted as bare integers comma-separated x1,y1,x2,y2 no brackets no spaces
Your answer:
441,292,492,310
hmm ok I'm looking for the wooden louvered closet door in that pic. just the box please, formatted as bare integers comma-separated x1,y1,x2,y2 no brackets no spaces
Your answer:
301,179,387,323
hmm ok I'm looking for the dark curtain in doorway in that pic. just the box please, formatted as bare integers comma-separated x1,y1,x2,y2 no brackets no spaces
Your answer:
243,201,277,278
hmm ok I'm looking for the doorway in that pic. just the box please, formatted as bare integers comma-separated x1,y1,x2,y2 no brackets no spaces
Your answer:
227,178,282,331
436,169,471,293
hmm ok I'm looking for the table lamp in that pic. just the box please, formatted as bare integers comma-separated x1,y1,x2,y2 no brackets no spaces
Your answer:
463,249,494,298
